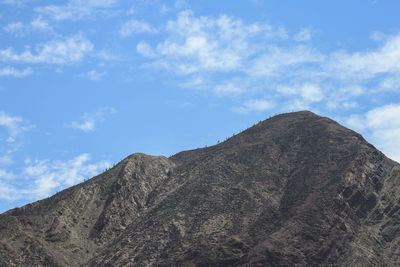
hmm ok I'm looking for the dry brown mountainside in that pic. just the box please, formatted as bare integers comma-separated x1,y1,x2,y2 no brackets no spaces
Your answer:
1,111,400,266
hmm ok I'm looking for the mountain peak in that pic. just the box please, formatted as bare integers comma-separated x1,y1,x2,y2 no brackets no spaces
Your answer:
1,112,400,266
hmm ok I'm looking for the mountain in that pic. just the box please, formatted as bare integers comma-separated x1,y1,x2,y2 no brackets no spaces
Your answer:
1,111,400,266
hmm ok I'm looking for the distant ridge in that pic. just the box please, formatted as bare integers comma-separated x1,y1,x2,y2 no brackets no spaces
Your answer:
1,111,400,266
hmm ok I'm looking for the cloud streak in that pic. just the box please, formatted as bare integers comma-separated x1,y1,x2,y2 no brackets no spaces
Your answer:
136,10,289,74
0,153,111,201
0,110,29,138
234,99,275,114
35,0,119,21
79,69,106,81
3,17,52,36
64,107,116,132
134,10,400,114
120,20,158,37
0,110,33,167
0,66,33,77
346,103,400,163
0,35,93,64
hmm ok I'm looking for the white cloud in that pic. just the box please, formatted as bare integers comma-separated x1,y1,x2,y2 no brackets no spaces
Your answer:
0,110,32,167
133,10,331,110
30,16,52,31
64,107,116,132
0,181,19,201
174,0,189,9
214,83,243,96
0,113,110,203
234,99,275,114
126,6,135,15
370,31,387,42
379,76,400,91
346,103,400,162
66,117,95,132
0,35,93,64
0,169,14,179
0,0,25,5
300,84,324,102
79,69,105,81
178,76,207,90
342,102,358,109
325,35,400,82
0,153,111,201
35,0,118,21
3,18,52,35
120,20,158,37
138,10,287,75
132,10,400,114
96,49,120,61
277,83,324,103
180,102,192,108
294,28,312,42
136,42,156,58
3,21,23,34
0,110,25,137
160,4,169,14
247,45,324,77
0,66,32,77
23,153,111,197
0,155,13,165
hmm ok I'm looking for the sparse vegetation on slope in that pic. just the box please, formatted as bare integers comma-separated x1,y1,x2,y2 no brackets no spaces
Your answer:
1,111,400,266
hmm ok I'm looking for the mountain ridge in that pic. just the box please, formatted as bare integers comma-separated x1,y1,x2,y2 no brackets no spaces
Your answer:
1,110,400,266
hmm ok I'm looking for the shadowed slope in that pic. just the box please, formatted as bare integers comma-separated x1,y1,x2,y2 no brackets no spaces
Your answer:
0,154,175,266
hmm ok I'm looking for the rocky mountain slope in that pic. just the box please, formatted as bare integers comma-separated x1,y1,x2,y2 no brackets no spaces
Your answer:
1,111,400,266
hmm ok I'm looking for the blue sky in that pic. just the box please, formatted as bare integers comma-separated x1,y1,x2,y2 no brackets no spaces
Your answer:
0,0,400,213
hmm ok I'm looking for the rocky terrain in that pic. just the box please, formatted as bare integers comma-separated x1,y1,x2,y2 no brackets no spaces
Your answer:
1,111,400,266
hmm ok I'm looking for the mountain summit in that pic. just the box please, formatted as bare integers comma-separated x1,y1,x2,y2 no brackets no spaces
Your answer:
1,111,400,266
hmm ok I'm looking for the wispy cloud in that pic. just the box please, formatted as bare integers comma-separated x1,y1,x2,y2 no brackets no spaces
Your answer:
96,49,120,61
136,42,156,58
141,10,287,74
0,35,93,64
0,0,25,6
0,66,33,77
134,10,321,99
134,10,400,113
137,11,272,72
35,0,119,21
294,28,312,42
0,110,30,137
246,45,323,77
174,0,189,10
0,110,33,166
0,181,19,201
346,103,400,162
0,169,14,179
79,69,105,81
277,83,324,103
23,153,111,198
64,107,116,132
30,16,52,31
120,20,158,37
214,82,243,96
0,153,111,201
324,35,400,82
234,99,275,114
3,17,52,36
3,22,24,34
